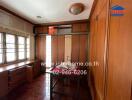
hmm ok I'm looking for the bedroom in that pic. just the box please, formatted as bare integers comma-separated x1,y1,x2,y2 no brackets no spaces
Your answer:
0,0,132,100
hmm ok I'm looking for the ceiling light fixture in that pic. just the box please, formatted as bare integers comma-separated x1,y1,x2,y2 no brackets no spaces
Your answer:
69,3,85,15
36,16,42,18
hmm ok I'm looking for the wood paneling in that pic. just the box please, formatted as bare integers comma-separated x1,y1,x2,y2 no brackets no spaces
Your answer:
79,35,88,63
51,35,65,65
89,0,132,100
71,34,88,63
36,34,88,68
35,21,89,35
36,35,46,62
81,23,88,32
35,26,48,34
72,23,80,32
106,0,132,100
35,19,88,26
72,23,88,33
58,36,65,63
71,35,80,62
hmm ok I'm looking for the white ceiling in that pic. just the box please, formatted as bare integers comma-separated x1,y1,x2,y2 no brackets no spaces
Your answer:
0,0,94,24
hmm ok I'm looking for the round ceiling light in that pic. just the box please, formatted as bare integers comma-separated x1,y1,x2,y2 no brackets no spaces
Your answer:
36,16,42,18
69,3,85,15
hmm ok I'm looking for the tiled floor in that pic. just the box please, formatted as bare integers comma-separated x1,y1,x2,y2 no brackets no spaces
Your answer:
6,74,92,100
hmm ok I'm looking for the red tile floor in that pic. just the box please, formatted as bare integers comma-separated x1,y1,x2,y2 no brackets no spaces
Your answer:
5,74,92,100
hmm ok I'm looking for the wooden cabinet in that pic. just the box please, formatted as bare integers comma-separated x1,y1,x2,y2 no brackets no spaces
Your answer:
72,23,88,33
33,60,41,78
8,66,27,91
26,66,33,83
89,0,132,100
0,60,41,97
0,71,8,97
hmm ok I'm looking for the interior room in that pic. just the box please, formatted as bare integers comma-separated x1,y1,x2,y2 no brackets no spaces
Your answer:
0,0,132,100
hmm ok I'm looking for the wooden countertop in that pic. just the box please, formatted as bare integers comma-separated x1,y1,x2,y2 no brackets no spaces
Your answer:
0,60,35,73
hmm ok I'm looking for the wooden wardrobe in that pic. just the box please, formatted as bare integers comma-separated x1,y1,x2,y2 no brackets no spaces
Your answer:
89,0,132,100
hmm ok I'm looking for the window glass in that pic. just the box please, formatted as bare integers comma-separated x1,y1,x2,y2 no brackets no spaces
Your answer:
6,34,15,62
18,36,25,60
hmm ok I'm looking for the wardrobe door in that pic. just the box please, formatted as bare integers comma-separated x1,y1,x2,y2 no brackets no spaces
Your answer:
94,4,108,99
36,35,46,62
71,35,80,62
89,0,109,99
51,36,58,65
106,0,132,99
79,35,88,64
58,35,65,64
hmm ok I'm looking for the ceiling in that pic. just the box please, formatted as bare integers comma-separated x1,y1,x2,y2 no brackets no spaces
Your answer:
0,0,94,24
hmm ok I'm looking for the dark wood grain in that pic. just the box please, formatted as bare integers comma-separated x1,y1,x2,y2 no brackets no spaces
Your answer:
71,35,80,62
79,35,88,64
57,36,65,63
7,74,92,100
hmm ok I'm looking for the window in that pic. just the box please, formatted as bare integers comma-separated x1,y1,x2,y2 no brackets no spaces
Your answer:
46,35,51,67
0,33,3,63
0,33,30,64
18,36,25,60
6,34,16,62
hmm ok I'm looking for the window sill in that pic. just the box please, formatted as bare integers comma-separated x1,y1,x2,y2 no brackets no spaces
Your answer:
0,60,35,73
